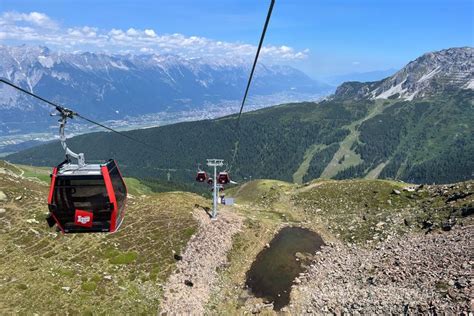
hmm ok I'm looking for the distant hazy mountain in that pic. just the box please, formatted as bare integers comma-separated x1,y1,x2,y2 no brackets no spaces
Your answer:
9,47,473,186
334,47,473,100
0,45,331,135
323,69,398,86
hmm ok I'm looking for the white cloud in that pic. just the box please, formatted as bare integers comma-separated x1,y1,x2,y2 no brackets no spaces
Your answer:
0,11,57,29
144,29,157,37
126,28,139,36
0,11,309,63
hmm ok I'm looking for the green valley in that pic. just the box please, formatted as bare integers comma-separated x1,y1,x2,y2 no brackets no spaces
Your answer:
7,89,473,189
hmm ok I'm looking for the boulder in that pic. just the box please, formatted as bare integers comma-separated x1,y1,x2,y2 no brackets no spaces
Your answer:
442,222,453,231
455,277,468,288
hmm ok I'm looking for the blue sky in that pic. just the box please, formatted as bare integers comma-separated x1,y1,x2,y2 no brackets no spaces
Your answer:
1,0,473,77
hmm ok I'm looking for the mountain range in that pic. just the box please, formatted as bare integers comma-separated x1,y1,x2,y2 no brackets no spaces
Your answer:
322,69,398,86
0,45,331,135
7,47,474,186
334,47,473,100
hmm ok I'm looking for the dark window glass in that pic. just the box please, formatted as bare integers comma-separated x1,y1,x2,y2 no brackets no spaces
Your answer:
53,178,109,213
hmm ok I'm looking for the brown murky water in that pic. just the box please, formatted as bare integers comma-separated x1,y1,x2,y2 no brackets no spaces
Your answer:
245,226,324,310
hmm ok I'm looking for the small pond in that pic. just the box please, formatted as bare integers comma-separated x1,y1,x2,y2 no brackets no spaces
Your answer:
245,226,324,310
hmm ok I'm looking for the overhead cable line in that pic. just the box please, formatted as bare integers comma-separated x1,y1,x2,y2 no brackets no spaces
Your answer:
229,0,275,171
236,0,275,121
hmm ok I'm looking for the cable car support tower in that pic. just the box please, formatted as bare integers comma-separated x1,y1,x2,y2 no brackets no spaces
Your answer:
207,159,224,220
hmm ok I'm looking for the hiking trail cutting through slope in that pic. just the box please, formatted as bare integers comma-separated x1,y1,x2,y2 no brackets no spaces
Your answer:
160,207,243,314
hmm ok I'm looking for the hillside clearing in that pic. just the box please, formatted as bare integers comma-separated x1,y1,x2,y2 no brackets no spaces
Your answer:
320,99,393,179
293,144,327,184
365,161,388,179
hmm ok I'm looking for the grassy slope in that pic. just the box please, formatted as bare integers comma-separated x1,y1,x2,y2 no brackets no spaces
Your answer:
0,161,209,314
1,162,472,314
1,162,52,183
292,144,327,184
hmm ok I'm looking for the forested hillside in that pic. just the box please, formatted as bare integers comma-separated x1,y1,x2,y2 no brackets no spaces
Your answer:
335,90,474,183
7,99,366,186
8,88,473,189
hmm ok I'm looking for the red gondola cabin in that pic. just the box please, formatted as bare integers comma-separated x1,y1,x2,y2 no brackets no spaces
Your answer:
218,172,230,184
46,159,127,233
196,171,207,182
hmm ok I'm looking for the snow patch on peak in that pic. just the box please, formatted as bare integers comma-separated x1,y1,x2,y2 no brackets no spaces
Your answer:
51,71,70,81
375,81,406,99
417,66,441,83
38,55,54,68
464,78,474,90
404,92,416,101
109,60,129,70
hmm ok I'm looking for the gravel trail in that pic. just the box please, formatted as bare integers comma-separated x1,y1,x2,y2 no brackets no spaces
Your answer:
160,207,242,315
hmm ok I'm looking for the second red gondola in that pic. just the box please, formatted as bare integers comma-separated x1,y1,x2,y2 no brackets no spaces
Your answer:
196,171,207,182
218,172,230,184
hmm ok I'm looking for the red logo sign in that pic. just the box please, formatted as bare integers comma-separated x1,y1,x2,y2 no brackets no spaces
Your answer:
75,209,93,227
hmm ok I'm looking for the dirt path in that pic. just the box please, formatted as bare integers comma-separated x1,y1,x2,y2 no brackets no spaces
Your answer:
296,180,329,193
0,161,23,177
159,207,243,315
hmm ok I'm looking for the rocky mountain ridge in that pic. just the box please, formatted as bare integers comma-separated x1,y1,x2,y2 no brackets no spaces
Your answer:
0,45,330,134
334,47,473,100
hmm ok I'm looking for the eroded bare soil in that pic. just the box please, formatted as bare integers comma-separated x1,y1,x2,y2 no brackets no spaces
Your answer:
160,207,243,315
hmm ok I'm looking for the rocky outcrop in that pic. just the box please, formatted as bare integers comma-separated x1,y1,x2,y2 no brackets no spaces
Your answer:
290,225,473,314
333,47,474,101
